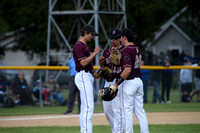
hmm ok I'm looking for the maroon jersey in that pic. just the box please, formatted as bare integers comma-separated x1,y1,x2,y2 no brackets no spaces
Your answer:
120,45,141,79
102,46,124,80
73,41,93,73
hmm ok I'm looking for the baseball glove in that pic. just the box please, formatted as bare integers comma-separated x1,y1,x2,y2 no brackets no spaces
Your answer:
98,87,118,101
110,53,120,66
94,67,112,81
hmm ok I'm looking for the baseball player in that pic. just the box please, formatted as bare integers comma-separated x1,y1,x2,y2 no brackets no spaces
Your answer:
98,29,124,133
73,25,101,133
109,28,149,133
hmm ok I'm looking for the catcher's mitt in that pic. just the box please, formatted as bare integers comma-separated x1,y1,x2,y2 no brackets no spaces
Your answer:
98,87,118,101
94,67,112,81
110,53,121,66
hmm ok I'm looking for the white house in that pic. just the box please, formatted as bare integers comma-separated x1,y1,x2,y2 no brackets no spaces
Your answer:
142,7,200,64
0,29,41,84
0,30,70,86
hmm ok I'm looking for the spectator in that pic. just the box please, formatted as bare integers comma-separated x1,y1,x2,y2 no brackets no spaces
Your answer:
31,79,45,103
180,60,195,102
190,61,200,102
141,60,151,103
64,57,81,114
44,75,66,106
161,56,173,104
0,74,7,107
42,87,54,105
152,59,162,104
11,72,35,105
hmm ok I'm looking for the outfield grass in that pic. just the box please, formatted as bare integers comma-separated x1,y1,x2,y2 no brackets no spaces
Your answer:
0,124,200,133
1,84,199,116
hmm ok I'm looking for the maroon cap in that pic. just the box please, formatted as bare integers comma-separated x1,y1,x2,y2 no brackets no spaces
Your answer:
110,29,121,40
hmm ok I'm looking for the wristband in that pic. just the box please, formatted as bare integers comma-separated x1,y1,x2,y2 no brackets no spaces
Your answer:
116,76,125,85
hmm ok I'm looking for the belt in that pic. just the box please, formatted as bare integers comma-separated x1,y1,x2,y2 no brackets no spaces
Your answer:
127,77,141,80
78,70,93,74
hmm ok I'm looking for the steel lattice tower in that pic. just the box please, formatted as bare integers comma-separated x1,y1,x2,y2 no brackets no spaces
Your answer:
46,0,127,82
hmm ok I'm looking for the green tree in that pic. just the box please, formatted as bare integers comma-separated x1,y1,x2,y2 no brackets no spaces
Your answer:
0,0,199,60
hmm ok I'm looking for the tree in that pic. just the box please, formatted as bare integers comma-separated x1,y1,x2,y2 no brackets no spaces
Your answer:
0,0,198,60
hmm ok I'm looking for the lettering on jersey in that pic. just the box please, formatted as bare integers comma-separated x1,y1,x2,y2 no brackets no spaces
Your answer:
134,55,141,69
112,65,121,74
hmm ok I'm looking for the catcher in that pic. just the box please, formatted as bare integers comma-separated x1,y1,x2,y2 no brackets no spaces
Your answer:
95,29,124,133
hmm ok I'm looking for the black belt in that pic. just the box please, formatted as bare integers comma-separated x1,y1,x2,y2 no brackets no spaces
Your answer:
77,70,93,74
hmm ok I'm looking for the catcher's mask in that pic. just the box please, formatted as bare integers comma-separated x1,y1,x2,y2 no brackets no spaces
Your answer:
98,87,118,101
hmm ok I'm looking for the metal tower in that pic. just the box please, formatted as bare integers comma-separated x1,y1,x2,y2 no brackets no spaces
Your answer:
46,0,127,81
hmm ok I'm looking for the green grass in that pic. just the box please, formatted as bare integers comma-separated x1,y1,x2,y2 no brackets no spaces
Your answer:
0,124,200,133
0,84,200,116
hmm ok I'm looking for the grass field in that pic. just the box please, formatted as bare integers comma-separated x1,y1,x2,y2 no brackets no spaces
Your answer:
1,84,199,116
0,77,200,133
0,124,200,133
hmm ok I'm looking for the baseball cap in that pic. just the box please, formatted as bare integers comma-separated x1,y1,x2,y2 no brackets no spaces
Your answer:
36,79,41,83
165,56,169,60
121,28,134,38
81,25,99,36
110,29,121,40
157,58,162,62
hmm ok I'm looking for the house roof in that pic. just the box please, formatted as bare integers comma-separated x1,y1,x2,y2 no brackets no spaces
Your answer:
142,6,196,47
0,27,24,48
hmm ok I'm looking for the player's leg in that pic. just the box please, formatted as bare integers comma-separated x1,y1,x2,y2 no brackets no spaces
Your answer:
75,72,94,133
103,81,114,133
114,82,124,133
121,80,134,133
112,90,123,133
133,78,149,133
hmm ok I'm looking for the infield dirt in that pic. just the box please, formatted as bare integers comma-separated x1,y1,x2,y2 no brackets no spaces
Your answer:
0,112,200,127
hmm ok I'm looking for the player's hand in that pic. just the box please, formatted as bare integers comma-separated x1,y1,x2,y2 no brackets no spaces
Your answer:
109,83,118,94
111,47,117,54
99,56,105,66
94,47,101,54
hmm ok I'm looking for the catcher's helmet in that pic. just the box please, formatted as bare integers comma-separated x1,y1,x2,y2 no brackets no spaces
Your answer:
98,87,118,101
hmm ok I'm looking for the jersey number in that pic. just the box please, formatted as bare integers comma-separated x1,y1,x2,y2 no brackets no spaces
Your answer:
134,55,141,69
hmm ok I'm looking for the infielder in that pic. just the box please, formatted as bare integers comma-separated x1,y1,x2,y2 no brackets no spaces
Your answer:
73,25,101,133
109,28,149,133
98,29,124,133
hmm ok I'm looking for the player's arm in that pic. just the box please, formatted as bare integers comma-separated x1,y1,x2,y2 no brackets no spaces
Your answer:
110,67,131,91
80,47,101,67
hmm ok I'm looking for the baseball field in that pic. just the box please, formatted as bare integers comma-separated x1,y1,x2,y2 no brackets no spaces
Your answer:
0,87,200,133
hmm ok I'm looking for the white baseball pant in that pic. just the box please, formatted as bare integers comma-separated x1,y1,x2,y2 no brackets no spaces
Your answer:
121,78,149,133
75,71,94,133
103,79,123,133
